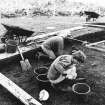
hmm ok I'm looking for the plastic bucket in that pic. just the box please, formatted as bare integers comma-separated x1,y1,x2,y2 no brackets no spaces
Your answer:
34,67,48,75
36,74,50,90
6,40,17,53
72,83,91,102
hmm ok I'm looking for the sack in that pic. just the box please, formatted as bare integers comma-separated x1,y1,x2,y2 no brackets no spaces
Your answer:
65,65,77,80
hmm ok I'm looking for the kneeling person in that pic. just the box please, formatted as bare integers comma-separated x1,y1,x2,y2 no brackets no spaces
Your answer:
47,50,86,91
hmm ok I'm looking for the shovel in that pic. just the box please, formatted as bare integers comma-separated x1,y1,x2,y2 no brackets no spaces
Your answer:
17,46,32,71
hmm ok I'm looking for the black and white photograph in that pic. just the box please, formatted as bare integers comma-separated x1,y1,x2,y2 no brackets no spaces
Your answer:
0,0,105,105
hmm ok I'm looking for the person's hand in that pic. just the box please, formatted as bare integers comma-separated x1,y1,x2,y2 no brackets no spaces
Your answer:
66,72,77,80
49,57,54,61
82,41,89,46
72,72,77,79
66,74,73,79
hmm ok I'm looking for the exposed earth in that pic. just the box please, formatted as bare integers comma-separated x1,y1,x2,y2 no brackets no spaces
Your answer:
0,16,105,105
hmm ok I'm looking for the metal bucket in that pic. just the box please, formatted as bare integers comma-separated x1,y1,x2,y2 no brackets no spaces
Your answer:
6,40,17,53
72,83,90,95
1,37,6,43
34,67,48,75
36,74,50,90
72,83,91,102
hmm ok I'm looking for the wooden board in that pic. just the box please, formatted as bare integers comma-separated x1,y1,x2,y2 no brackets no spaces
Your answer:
84,24,105,28
0,73,42,105
86,40,105,46
27,26,85,41
86,40,105,52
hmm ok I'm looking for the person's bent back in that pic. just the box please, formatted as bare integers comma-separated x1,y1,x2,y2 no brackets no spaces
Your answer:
47,50,86,88
41,36,64,60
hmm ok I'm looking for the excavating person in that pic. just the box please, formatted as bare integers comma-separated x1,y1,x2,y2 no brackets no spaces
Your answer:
35,30,72,60
47,50,86,91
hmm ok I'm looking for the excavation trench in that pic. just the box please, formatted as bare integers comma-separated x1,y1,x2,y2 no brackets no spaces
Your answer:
0,28,105,105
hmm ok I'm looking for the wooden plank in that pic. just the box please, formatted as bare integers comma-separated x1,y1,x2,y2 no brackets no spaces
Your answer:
86,40,105,46
0,73,42,105
86,46,105,52
27,26,85,41
84,24,105,28
85,40,105,52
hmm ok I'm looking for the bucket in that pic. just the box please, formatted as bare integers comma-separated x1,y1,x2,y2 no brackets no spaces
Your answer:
0,43,5,53
72,83,91,102
72,83,90,95
36,74,50,90
1,37,6,43
34,67,48,75
6,40,17,53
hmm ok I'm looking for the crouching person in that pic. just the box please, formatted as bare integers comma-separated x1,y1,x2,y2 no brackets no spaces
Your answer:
34,36,65,62
47,50,86,91
35,30,71,60
41,36,64,60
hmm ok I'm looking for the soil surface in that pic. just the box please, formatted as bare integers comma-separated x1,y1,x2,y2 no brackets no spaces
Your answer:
0,16,105,105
